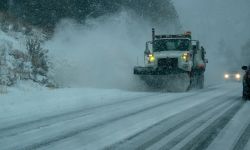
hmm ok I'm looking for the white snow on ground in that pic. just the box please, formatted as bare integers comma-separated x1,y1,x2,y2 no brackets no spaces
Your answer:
245,134,250,150
0,81,151,128
0,82,248,150
207,102,250,150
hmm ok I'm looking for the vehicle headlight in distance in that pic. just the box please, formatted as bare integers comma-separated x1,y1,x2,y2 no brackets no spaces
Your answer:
235,73,241,79
181,53,190,62
224,74,229,79
148,54,155,63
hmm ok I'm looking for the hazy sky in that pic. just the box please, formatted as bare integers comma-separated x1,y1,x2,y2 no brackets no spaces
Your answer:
173,0,250,48
173,0,250,82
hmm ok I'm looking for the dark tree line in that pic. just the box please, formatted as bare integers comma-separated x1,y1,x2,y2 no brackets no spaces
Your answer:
0,0,8,11
0,0,179,31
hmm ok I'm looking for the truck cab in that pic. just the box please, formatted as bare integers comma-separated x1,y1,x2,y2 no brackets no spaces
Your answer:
142,29,206,74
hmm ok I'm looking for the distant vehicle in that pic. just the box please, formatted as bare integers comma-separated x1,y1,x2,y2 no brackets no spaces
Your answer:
223,71,242,81
242,65,250,100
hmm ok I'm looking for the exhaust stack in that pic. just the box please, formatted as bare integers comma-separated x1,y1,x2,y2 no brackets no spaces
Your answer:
152,28,155,42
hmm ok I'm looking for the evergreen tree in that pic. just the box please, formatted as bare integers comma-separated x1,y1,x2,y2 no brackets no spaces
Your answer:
0,0,8,12
3,0,179,31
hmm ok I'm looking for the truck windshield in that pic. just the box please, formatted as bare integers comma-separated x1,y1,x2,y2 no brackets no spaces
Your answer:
153,39,190,52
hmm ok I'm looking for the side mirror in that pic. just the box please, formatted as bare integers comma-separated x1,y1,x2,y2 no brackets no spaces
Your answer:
144,49,150,55
242,66,248,70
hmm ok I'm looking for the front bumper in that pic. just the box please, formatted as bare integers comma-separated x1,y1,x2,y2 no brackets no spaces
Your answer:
134,66,187,75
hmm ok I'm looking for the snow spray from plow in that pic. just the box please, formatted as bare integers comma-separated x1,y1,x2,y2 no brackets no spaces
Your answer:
45,11,180,90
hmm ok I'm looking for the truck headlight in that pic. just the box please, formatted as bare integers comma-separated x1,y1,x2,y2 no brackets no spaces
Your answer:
181,53,190,62
148,54,155,63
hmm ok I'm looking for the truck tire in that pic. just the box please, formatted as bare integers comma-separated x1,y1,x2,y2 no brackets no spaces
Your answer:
197,73,204,89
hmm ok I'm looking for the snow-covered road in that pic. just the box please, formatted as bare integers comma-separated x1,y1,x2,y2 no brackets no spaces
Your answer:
0,83,249,150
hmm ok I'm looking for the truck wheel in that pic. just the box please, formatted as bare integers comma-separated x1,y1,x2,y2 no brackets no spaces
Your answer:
197,74,204,89
190,74,197,89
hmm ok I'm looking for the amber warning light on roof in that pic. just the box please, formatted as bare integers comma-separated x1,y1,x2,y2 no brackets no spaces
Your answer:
184,31,192,35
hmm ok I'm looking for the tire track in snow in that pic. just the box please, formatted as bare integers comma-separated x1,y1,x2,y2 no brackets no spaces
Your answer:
16,89,219,150
0,93,162,138
158,99,237,150
0,83,219,139
233,120,250,150
106,94,237,150
179,99,244,150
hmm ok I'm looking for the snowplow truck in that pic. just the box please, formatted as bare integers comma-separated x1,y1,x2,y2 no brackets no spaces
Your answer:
134,29,208,92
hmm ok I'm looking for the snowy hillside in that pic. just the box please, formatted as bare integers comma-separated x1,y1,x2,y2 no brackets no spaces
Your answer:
0,18,53,89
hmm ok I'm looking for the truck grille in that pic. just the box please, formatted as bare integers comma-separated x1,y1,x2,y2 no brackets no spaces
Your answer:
158,58,178,69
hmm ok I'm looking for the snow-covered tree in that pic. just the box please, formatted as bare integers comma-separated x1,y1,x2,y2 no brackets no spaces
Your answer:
26,37,49,84
9,49,31,80
0,44,8,85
